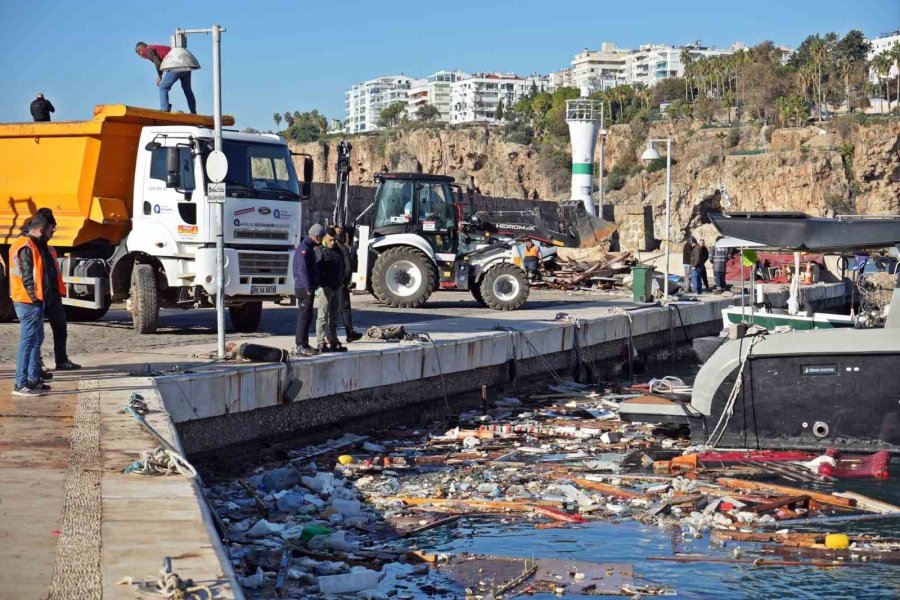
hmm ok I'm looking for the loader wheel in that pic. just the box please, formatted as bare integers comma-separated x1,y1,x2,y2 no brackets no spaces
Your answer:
229,301,263,332
64,305,110,322
481,263,529,311
471,281,487,307
371,246,437,308
130,263,160,334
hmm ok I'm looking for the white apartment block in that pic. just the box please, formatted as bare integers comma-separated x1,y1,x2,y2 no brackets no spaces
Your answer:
449,73,549,124
867,30,900,82
570,42,632,91
407,71,469,122
344,75,413,133
625,43,736,87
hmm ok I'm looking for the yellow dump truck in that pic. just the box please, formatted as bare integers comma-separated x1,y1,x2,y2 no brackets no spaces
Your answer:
0,105,312,332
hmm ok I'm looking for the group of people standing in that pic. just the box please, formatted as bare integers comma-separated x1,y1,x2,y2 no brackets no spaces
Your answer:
11,209,80,397
682,236,733,295
293,224,362,356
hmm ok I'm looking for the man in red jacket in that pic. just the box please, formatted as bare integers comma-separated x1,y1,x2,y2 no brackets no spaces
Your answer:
135,42,197,114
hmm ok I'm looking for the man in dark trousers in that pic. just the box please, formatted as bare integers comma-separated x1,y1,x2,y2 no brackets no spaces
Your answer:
135,42,197,114
711,236,734,293
697,239,710,291
294,224,325,356
689,240,704,294
9,214,57,396
33,209,80,371
30,94,55,122
315,229,347,353
333,226,362,343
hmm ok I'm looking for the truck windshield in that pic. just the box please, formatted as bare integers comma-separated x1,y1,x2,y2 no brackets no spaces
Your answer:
217,141,301,201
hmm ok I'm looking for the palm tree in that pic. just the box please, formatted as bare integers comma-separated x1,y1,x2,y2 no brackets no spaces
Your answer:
838,58,853,113
809,37,827,119
872,53,892,113
273,113,283,129
891,43,900,113
680,48,694,102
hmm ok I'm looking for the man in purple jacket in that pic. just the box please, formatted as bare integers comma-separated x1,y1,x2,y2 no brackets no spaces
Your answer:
294,224,326,356
135,41,197,114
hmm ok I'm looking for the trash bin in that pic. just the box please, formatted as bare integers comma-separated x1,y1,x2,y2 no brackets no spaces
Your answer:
631,264,656,303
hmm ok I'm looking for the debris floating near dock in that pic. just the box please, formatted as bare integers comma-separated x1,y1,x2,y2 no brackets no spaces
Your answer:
203,377,898,598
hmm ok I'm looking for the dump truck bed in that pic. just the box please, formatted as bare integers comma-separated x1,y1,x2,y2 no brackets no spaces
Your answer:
0,104,233,248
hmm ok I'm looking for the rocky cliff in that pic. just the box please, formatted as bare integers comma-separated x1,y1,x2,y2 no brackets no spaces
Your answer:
293,118,900,251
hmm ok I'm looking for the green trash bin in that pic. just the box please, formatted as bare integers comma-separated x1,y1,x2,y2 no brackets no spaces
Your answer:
631,264,656,303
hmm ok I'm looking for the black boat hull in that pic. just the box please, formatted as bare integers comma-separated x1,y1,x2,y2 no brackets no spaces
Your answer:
691,352,900,453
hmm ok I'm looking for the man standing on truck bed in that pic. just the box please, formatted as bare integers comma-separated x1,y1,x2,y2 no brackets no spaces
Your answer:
10,214,59,397
30,93,55,122
294,224,326,356
135,42,197,114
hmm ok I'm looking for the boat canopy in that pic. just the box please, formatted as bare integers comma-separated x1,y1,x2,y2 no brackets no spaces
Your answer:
710,213,900,251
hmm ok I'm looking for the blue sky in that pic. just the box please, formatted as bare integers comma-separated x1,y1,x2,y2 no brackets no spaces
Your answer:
1,0,897,130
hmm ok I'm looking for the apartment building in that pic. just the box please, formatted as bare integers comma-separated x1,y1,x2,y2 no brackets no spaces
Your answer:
625,43,736,87
407,70,469,121
343,75,413,133
867,30,900,82
449,73,549,124
570,42,632,91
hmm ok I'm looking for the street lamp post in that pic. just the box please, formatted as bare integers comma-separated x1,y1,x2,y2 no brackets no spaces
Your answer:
161,25,228,359
598,100,605,210
641,138,673,302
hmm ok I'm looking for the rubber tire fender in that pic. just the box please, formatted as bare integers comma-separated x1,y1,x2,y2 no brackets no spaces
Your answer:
130,263,160,334
480,263,530,311
370,246,437,309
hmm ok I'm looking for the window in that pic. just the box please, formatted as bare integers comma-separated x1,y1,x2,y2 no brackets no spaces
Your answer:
374,179,414,228
219,141,301,200
149,147,195,191
416,182,454,230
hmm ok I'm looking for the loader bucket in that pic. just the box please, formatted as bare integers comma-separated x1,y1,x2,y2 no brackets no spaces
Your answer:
557,200,617,248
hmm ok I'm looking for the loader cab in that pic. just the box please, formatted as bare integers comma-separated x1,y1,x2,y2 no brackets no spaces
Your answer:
371,173,458,254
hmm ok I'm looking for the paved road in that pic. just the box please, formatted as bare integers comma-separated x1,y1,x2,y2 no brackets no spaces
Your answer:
0,289,622,363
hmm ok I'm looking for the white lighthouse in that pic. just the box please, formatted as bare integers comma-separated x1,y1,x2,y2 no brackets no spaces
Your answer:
565,88,603,215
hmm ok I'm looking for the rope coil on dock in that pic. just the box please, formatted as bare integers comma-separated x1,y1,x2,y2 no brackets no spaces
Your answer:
158,557,213,600
125,446,198,478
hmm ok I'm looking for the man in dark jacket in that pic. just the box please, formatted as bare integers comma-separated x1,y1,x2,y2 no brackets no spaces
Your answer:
689,241,704,294
293,224,325,356
30,94,55,122
32,209,80,371
697,239,710,291
333,226,362,343
315,229,347,352
135,41,197,113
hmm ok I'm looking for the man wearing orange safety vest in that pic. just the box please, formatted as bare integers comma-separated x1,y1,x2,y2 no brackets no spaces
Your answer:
523,238,541,281
10,213,64,396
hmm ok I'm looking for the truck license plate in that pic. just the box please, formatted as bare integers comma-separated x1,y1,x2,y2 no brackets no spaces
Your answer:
250,285,276,295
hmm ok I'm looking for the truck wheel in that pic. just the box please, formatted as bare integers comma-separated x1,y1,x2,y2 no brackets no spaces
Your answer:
0,259,14,322
471,282,487,307
229,301,263,332
64,305,110,322
371,246,437,308
481,263,530,311
130,263,159,334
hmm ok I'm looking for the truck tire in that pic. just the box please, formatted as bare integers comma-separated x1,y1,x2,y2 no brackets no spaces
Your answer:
229,301,263,333
0,257,14,322
470,281,487,307
371,246,437,308
480,263,530,311
64,305,110,322
130,263,159,334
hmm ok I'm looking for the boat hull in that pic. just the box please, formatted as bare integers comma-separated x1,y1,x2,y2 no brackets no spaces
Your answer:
691,351,900,453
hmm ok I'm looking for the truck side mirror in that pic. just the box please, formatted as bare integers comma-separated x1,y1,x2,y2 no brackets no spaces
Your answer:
301,156,314,200
165,147,181,189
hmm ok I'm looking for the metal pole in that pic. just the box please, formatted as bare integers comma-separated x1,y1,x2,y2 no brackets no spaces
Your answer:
663,139,671,303
598,101,605,212
212,24,226,359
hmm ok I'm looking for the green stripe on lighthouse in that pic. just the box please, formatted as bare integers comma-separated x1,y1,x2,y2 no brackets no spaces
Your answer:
572,163,593,175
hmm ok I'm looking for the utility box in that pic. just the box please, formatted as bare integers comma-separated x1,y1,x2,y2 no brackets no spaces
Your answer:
631,264,656,303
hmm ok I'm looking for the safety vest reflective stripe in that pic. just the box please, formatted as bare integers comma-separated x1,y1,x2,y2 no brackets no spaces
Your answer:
9,237,44,303
524,245,540,258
